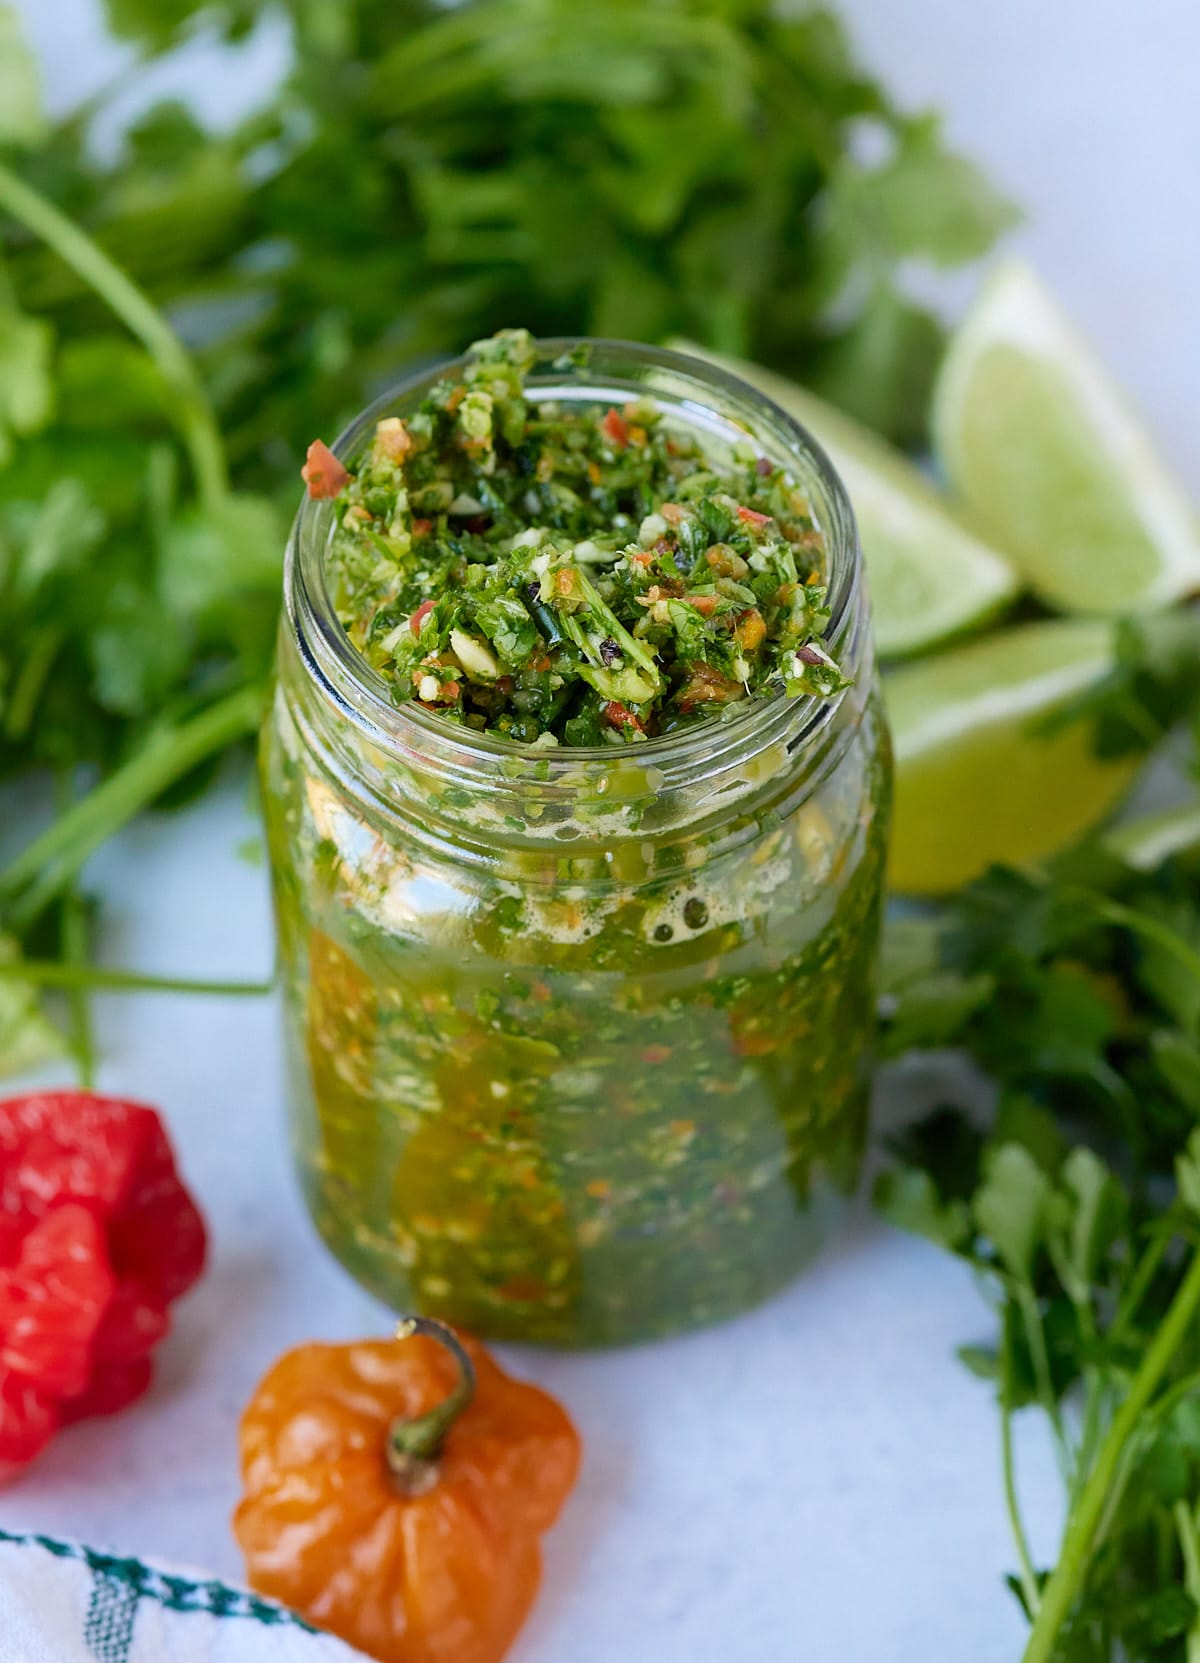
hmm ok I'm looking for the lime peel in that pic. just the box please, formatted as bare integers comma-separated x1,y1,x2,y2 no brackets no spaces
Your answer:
886,616,1141,894
933,259,1200,615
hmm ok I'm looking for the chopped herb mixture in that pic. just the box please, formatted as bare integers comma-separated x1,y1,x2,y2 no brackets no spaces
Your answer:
311,330,847,746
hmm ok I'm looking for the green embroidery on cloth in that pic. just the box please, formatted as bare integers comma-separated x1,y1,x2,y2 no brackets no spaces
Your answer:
85,1569,139,1663
0,1528,316,1638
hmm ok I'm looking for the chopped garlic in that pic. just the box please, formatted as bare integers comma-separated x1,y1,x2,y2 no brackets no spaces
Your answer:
450,629,500,681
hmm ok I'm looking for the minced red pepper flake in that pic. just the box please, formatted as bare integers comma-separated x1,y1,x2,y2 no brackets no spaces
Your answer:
601,408,630,448
302,439,349,499
602,701,645,733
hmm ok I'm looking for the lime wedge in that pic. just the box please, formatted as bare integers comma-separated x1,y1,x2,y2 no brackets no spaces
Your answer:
1104,803,1200,871
668,341,1019,659
887,616,1141,894
932,260,1200,614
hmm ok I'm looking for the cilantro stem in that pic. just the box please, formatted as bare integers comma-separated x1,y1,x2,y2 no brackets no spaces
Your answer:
1140,1366,1200,1434
0,683,264,930
1076,891,1200,990
1016,1284,1071,1476
1001,1389,1042,1619
1174,1501,1200,1663
1109,1226,1172,1346
1068,1374,1105,1514
573,567,664,687
1020,1246,1200,1663
0,959,273,997
54,771,95,1088
5,625,63,741
62,889,95,1088
0,161,228,511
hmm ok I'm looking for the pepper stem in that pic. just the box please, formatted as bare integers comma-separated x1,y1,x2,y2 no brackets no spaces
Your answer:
386,1318,476,1493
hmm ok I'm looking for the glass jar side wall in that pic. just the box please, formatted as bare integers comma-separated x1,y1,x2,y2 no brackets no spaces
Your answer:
261,667,892,1346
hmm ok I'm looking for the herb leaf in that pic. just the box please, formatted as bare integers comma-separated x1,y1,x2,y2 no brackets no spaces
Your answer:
0,3,45,150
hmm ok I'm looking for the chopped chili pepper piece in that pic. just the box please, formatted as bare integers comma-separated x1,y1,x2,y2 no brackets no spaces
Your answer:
374,417,413,464
234,1320,580,1663
301,439,349,499
600,407,630,448
602,700,644,733
734,608,767,651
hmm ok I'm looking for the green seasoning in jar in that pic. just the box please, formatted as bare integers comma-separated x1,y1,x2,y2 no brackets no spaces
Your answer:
263,334,892,1346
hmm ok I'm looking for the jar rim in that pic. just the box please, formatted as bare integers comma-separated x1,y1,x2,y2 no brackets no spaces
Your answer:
286,336,863,788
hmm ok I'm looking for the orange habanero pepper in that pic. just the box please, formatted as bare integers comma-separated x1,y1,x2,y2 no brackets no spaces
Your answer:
233,1319,580,1663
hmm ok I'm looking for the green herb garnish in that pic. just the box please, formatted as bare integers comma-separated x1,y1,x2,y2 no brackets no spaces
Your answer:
878,848,1200,1661
316,329,847,744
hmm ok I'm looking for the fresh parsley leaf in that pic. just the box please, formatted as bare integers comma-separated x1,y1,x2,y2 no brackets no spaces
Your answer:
0,4,45,150
88,577,190,717
1056,1146,1126,1297
825,114,1020,273
878,850,1200,1659
805,283,946,450
974,1143,1056,1281
0,304,52,463
875,1165,972,1252
1176,1130,1200,1218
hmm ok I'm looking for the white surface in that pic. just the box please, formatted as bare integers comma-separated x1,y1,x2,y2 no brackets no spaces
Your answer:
5,2,1198,1658
839,0,1200,496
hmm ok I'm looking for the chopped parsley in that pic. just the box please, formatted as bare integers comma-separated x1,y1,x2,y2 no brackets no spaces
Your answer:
309,329,848,746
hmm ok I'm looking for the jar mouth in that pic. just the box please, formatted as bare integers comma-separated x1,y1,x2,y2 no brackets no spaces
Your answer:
287,336,863,785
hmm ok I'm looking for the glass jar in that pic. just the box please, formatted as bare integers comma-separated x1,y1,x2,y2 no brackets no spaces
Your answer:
262,341,892,1347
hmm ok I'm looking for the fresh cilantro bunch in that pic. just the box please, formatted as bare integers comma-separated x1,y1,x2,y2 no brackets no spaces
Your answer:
0,10,281,1073
0,0,1013,1071
879,851,1200,1661
16,0,1016,473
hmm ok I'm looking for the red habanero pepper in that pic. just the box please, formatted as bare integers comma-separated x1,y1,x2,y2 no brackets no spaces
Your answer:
235,1319,580,1663
0,1092,207,1481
